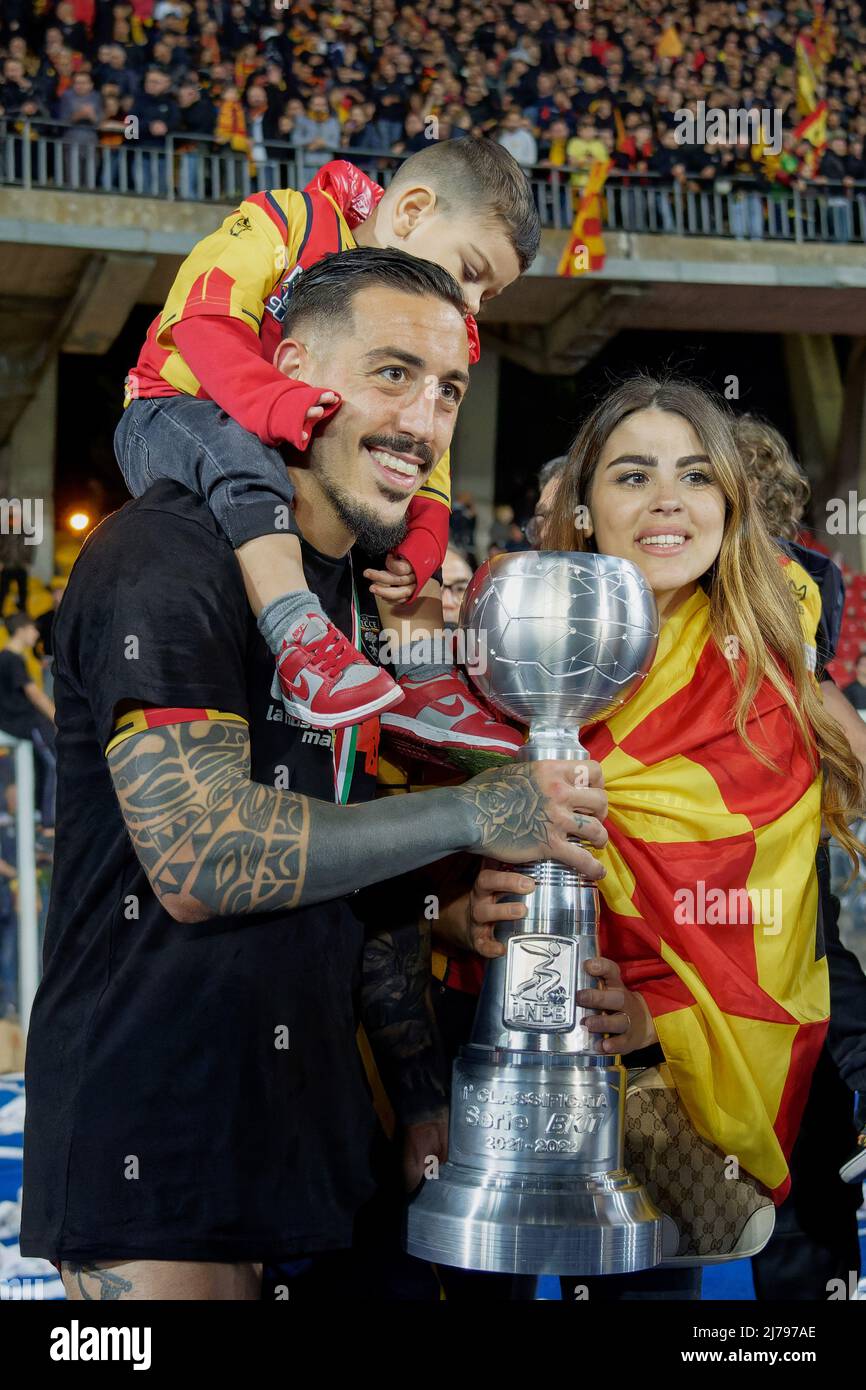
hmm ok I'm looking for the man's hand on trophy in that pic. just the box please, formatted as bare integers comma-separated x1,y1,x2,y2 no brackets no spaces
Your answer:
454,758,608,872
402,1115,449,1193
577,958,659,1055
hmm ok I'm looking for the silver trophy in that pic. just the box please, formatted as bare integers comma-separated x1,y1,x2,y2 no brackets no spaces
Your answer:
406,551,664,1276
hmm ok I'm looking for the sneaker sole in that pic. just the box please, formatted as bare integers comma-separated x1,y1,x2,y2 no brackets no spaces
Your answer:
282,682,403,730
380,712,522,755
381,730,515,777
839,1147,866,1183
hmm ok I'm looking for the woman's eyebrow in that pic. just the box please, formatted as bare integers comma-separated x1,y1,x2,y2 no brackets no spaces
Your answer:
603,453,711,470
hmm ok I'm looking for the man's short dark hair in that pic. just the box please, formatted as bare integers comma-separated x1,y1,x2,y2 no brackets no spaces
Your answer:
390,136,540,272
5,612,33,637
280,246,468,344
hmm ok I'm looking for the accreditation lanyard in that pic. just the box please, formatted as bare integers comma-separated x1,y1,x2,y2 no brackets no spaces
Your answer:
331,574,361,806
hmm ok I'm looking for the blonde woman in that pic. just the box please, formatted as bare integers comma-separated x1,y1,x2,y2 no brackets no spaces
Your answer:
440,377,864,1298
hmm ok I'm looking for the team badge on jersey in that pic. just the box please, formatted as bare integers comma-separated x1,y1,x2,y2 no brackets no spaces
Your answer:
265,264,305,323
360,613,382,663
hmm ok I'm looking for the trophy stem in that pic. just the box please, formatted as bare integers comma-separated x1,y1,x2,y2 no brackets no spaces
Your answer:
406,726,665,1277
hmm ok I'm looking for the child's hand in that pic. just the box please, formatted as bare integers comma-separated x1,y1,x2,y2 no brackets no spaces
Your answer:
300,390,340,443
363,553,417,604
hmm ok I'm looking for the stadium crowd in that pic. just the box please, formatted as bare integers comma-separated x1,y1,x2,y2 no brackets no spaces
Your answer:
0,1,865,208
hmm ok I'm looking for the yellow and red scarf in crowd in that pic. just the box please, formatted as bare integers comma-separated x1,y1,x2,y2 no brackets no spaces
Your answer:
215,96,252,164
584,572,827,1203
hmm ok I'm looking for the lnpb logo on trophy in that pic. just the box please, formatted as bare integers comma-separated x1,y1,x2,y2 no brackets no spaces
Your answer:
504,935,577,1031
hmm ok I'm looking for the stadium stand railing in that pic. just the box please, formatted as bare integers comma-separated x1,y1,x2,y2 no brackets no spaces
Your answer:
3,121,866,245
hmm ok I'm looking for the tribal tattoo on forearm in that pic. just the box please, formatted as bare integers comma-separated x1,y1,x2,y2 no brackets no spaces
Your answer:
108,720,309,918
453,762,554,859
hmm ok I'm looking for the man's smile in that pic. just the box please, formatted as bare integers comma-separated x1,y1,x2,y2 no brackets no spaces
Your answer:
363,444,430,493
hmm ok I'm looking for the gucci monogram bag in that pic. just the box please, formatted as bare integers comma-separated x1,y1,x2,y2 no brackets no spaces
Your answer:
625,1065,776,1266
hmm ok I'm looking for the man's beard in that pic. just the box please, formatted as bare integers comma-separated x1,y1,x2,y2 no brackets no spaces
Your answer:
310,432,434,558
317,472,410,558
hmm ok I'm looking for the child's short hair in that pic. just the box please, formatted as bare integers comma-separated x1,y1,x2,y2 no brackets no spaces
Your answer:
281,245,466,343
391,137,541,272
5,612,34,637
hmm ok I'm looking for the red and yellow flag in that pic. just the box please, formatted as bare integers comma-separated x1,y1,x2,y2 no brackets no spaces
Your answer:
557,159,611,277
794,99,828,148
793,99,829,177
584,566,827,1203
795,34,819,116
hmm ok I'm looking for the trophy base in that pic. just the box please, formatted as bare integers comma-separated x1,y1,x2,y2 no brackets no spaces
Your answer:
406,1161,664,1276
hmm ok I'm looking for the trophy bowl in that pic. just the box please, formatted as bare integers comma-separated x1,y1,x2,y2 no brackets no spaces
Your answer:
405,551,668,1277
461,550,659,726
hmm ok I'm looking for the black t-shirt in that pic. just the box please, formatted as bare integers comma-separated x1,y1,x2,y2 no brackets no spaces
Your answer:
21,482,385,1264
0,648,39,740
842,680,866,712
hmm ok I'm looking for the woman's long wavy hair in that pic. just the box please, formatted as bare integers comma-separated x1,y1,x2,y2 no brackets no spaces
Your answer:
545,375,865,867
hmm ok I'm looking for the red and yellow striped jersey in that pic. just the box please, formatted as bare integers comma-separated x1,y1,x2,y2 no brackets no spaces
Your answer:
125,163,453,590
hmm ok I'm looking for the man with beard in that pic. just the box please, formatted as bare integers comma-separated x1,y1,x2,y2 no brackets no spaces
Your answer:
21,249,608,1301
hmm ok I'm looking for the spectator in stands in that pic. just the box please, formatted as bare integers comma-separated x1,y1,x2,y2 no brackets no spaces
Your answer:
524,71,558,130
370,56,409,149
566,117,607,193
842,651,866,715
176,73,214,138
496,107,537,170
6,35,39,82
441,545,473,629
58,69,102,146
489,503,515,551
0,56,45,122
245,81,282,187
292,91,341,183
93,42,140,102
34,583,63,700
98,90,127,190
0,614,56,830
538,114,572,223
450,491,477,555
393,112,430,157
815,133,855,242
463,77,499,133
131,66,177,146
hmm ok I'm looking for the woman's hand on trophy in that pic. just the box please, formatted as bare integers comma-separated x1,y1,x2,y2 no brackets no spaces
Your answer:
462,864,538,959
455,757,608,873
576,957,659,1055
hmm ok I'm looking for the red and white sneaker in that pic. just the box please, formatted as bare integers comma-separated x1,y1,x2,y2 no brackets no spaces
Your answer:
274,612,402,729
381,671,524,772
